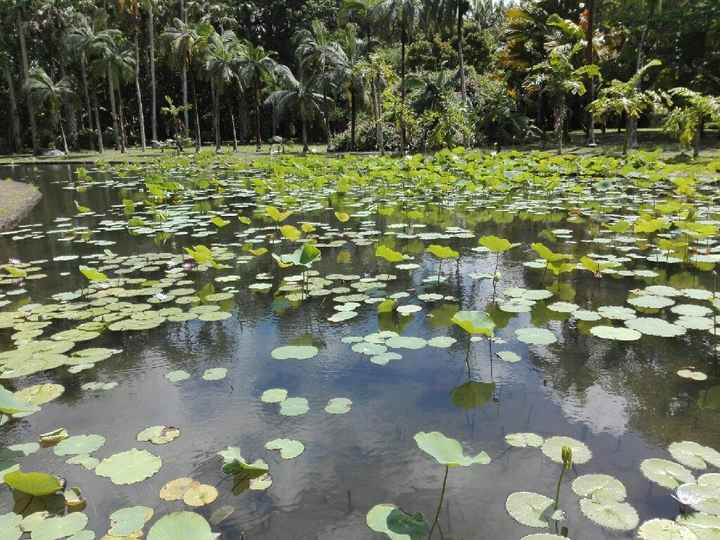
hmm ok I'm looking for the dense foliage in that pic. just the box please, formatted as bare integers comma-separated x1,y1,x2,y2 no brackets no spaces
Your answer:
0,0,718,155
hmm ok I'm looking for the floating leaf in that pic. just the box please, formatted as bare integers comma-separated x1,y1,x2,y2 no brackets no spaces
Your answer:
579,498,639,530
4,471,61,496
260,388,288,403
0,386,35,415
669,441,720,470
160,478,196,501
265,439,304,459
137,426,180,445
53,435,106,457
451,311,495,336
386,509,430,539
640,458,695,489
146,512,218,540
183,483,218,507
279,397,309,417
109,506,153,536
542,436,592,465
325,398,352,414
30,512,87,540
506,433,544,448
516,327,557,346
201,368,227,381
589,326,641,341
637,519,697,540
451,381,494,410
413,431,490,467
571,474,626,502
95,449,162,485
271,345,319,360
505,491,554,528
366,504,411,540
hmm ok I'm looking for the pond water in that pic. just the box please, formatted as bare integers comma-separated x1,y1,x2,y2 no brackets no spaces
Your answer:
0,157,718,539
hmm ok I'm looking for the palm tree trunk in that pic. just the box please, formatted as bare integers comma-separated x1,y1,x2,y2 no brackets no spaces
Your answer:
3,65,22,153
190,72,201,152
17,11,39,154
301,104,309,153
107,69,121,151
693,125,701,158
555,97,565,155
134,26,147,151
623,115,631,155
80,54,94,149
58,112,70,155
255,85,261,151
400,22,407,154
92,91,104,153
350,87,357,151
148,8,158,142
457,1,467,105
585,0,597,146
212,78,221,152
230,112,238,151
373,75,384,155
117,85,128,152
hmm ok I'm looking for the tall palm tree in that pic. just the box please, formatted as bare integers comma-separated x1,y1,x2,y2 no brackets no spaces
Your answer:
267,65,332,153
205,30,245,151
66,17,102,152
144,0,159,142
91,29,135,153
295,20,344,146
25,67,74,154
0,51,22,152
163,18,213,151
336,24,368,151
237,43,276,151
373,0,420,153
13,1,40,154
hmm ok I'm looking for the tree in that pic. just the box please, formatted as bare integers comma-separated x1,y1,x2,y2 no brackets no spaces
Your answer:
267,64,332,152
160,95,192,152
13,0,40,154
359,52,394,154
374,0,420,153
163,18,214,151
589,59,663,155
205,30,245,151
336,24,368,151
523,42,597,154
24,67,74,154
91,29,136,153
0,46,22,152
663,88,720,158
237,42,276,151
295,19,344,147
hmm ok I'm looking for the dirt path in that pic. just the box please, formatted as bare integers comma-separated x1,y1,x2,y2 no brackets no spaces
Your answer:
0,179,42,231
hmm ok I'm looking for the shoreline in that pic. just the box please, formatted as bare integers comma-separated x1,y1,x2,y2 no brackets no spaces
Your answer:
0,180,42,231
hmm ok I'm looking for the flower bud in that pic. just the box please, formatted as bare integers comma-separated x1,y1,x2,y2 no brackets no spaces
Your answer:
561,446,573,470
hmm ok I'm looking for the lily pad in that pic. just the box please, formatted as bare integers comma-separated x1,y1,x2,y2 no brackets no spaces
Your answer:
147,512,218,540
279,397,309,417
637,519,698,540
137,426,180,445
95,448,162,485
261,388,288,403
53,435,106,457
265,438,305,459
108,506,153,536
515,328,557,345
505,433,544,448
505,491,554,528
166,370,190,383
183,483,218,507
271,345,319,360
579,498,639,530
571,474,626,502
30,512,87,540
640,458,695,489
325,398,352,414
589,326,642,341
413,431,490,467
669,441,720,470
201,368,227,381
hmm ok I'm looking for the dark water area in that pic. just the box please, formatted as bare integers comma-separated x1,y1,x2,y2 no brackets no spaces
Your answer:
0,163,718,539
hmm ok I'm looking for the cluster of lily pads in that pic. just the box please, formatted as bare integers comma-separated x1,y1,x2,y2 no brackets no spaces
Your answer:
1,147,720,538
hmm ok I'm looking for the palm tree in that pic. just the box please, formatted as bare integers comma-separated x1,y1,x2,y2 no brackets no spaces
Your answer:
589,60,663,155
237,43,276,151
163,18,213,151
295,20,344,146
373,0,420,154
359,52,393,154
91,29,135,153
13,1,40,154
205,30,245,151
66,17,102,152
523,41,597,154
336,24,368,151
144,0,160,142
0,46,22,152
662,88,720,158
25,67,74,154
267,65,332,153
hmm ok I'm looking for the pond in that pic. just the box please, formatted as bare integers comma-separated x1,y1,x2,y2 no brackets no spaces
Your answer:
0,151,718,540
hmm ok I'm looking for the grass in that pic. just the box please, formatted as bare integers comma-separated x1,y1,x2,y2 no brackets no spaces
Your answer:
0,128,718,165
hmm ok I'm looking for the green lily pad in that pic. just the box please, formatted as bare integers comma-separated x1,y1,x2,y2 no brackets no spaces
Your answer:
505,491,554,528
264,439,304,459
279,397,309,417
515,328,557,345
541,436,592,465
4,470,61,496
637,519,697,540
571,474,626,502
325,398,352,414
640,458,695,489
385,336,428,350
505,433,544,448
95,449,162,485
30,512,87,540
589,326,642,341
0,386,35,415
579,498,639,530
166,370,190,382
0,512,22,540
261,388,288,403
366,504,411,540
413,431,490,467
451,311,495,336
201,368,227,381
108,506,154,536
137,426,180,445
271,345,319,360
147,512,218,540
53,435,106,456
669,441,720,470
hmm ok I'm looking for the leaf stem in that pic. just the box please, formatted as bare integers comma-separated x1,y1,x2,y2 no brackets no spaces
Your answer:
427,466,449,540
